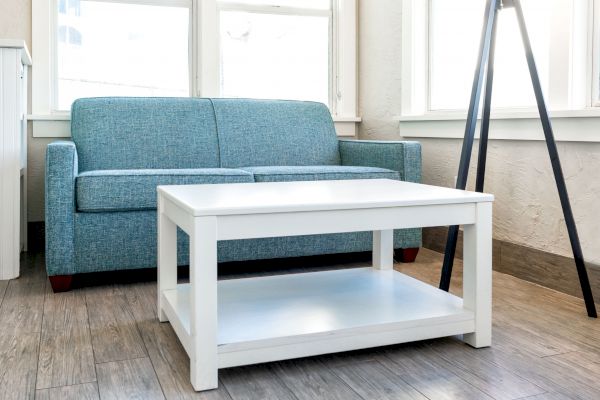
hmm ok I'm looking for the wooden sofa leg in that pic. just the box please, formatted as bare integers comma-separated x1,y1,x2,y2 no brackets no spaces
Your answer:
49,275,73,293
398,248,420,263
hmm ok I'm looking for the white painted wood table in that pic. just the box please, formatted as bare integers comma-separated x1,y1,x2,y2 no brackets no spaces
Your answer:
157,179,494,391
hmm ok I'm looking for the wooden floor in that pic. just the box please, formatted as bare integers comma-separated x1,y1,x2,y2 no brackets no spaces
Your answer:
1,249,600,400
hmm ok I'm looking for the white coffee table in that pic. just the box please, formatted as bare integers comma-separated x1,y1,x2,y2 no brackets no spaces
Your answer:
157,179,493,391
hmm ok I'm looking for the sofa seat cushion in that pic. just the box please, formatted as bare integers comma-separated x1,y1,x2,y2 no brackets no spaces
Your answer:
76,168,254,212
240,165,400,182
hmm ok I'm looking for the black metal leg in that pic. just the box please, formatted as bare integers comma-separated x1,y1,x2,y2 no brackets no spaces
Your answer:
513,0,597,317
440,225,460,292
452,9,497,296
475,11,498,194
440,0,499,292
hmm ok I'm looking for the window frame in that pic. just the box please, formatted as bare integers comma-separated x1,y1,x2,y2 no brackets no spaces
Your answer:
400,0,599,119
31,0,358,137
593,0,600,107
213,1,334,111
53,0,195,112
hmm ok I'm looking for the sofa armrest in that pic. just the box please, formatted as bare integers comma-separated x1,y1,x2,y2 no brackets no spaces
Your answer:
339,139,422,183
45,141,78,276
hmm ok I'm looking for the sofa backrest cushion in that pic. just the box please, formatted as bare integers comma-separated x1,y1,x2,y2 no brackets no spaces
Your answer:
71,97,220,172
211,99,341,167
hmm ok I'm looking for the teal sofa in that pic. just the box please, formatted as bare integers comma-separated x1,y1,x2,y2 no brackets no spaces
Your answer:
45,97,422,291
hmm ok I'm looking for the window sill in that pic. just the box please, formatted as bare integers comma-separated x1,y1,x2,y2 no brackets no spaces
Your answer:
396,108,600,122
28,113,70,121
27,114,361,138
396,109,600,142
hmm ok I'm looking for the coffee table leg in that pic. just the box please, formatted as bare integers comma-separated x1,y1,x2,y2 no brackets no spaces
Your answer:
190,216,218,391
462,202,492,348
373,230,394,270
158,195,177,323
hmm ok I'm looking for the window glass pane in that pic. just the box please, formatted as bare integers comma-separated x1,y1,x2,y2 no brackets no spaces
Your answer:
219,0,330,10
430,0,550,111
220,10,330,105
56,1,190,111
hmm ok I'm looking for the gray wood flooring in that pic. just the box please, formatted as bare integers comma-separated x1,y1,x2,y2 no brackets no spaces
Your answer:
1,248,599,400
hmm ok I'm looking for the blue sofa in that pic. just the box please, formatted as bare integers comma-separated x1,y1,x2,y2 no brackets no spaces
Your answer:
45,97,422,291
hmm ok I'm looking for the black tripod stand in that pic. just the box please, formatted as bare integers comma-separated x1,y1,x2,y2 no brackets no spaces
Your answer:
438,0,597,318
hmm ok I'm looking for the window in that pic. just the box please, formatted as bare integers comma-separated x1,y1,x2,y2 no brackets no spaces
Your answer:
401,0,594,117
218,0,332,105
430,0,550,111
32,0,358,130
55,0,191,111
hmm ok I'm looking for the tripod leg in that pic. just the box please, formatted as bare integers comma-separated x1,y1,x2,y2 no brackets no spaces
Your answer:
476,12,498,193
513,0,597,317
440,0,499,291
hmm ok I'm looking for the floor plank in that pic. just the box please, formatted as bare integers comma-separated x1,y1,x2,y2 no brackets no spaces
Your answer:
519,392,576,400
85,285,147,363
2,248,600,399
543,350,600,391
437,336,600,399
35,382,99,400
124,281,158,322
490,317,579,358
424,338,546,399
0,279,9,307
220,365,295,400
128,281,233,400
18,252,48,284
332,359,427,400
96,357,165,400
140,320,233,400
0,276,46,334
378,343,497,400
36,288,96,389
0,332,40,400
271,358,362,400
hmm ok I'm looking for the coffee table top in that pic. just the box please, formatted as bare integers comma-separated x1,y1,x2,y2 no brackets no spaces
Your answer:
158,179,493,217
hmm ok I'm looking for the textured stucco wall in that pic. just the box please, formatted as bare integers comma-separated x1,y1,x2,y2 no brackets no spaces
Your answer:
358,0,403,140
0,0,50,222
358,1,600,264
418,139,600,264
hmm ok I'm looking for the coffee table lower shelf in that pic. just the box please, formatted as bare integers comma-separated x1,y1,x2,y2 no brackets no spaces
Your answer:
160,267,475,369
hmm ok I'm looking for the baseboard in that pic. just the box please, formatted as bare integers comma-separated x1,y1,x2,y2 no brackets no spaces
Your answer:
27,221,45,252
423,226,600,302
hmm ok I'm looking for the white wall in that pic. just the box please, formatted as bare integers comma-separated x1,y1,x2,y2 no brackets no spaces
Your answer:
358,1,600,264
358,0,403,140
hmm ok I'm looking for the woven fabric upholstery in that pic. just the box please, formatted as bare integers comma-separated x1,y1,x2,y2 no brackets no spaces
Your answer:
76,168,254,212
70,210,421,275
45,141,78,275
339,140,422,182
211,99,341,167
219,230,421,262
73,211,190,273
45,98,423,278
241,165,399,182
71,97,220,172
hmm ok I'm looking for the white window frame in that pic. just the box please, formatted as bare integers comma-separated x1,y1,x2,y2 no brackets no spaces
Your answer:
206,1,334,111
398,0,600,142
33,0,196,117
31,0,359,137
592,0,600,107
